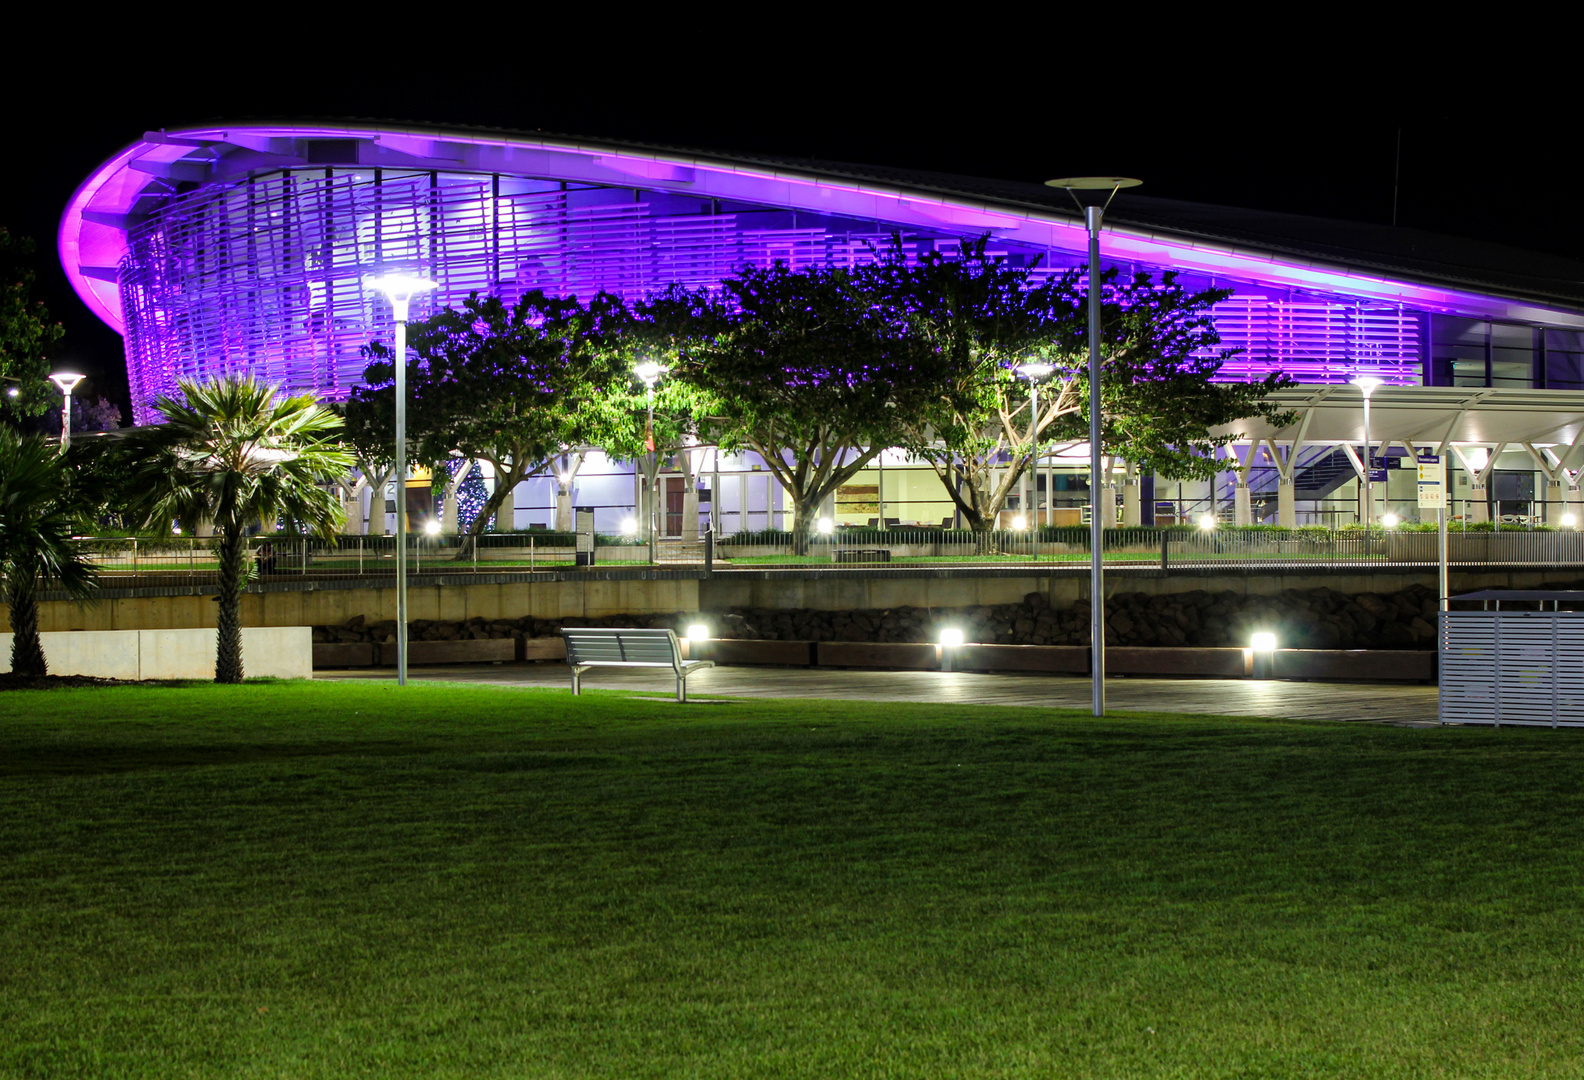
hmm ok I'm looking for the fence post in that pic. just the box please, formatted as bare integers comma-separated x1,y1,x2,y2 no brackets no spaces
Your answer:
301,537,307,576
705,527,714,576
358,536,363,575
1161,529,1169,571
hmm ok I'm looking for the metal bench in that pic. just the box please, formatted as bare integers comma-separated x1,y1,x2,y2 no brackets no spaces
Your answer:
561,627,715,701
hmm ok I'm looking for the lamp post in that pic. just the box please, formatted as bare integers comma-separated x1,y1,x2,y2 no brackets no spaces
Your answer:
48,372,85,450
634,360,666,564
1016,361,1054,528
1046,176,1142,717
1351,376,1383,527
365,273,438,687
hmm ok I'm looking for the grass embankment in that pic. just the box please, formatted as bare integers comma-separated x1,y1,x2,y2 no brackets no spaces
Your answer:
2,682,1581,1078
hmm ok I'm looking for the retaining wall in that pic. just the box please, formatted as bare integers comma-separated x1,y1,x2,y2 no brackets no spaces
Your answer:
0,627,312,680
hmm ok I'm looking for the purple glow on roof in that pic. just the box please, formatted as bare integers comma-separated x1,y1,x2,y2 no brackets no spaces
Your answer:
58,122,1584,422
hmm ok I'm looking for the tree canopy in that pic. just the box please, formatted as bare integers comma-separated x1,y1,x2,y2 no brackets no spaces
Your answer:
0,228,64,427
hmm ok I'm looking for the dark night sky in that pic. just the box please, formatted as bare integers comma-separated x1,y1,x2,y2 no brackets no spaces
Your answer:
4,31,1573,416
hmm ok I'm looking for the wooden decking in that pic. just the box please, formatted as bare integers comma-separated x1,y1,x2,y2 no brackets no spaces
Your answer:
319,662,1440,725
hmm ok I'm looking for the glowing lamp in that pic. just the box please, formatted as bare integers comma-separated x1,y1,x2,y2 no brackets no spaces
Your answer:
424,519,442,536
817,518,834,535
687,624,709,642
939,628,964,647
1381,513,1399,529
1012,514,1027,531
633,360,666,386
49,372,85,395
1565,513,1579,528
1015,361,1054,380
363,273,437,320
5,387,18,398
622,518,638,537
1199,514,1218,530
1250,632,1277,652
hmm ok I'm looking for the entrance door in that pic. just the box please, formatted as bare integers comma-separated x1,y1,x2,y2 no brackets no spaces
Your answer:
665,477,686,537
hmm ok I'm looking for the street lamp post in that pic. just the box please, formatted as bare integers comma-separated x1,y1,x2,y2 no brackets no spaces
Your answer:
1047,177,1142,718
365,273,438,688
1351,376,1383,527
1016,362,1054,529
634,361,666,564
49,372,85,450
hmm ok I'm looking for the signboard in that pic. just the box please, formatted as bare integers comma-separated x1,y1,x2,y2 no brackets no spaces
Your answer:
1417,455,1446,509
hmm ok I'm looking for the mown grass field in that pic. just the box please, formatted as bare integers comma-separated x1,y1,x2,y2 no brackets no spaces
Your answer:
2,681,1581,1078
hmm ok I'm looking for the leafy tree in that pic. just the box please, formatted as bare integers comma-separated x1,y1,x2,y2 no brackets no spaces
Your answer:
347,291,632,558
122,377,351,683
643,262,958,553
0,228,65,427
894,246,1293,545
0,429,99,675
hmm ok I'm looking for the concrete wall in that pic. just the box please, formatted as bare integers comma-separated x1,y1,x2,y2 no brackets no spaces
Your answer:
8,566,1584,633
1,627,312,679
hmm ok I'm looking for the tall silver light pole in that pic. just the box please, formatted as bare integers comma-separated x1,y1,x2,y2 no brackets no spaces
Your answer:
1016,361,1054,527
1351,376,1383,527
366,274,438,687
1047,177,1141,717
49,372,85,451
634,360,666,564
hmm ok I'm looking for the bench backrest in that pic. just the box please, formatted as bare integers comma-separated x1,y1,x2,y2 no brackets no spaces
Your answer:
562,627,680,667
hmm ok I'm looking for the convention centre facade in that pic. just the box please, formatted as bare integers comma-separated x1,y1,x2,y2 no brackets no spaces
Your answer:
59,121,1584,533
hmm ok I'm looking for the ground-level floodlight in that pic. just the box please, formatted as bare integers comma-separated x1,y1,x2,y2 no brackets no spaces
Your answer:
939,627,964,672
687,624,710,643
1199,514,1218,530
817,517,834,535
1250,631,1277,680
364,273,438,689
1566,513,1579,528
49,372,85,450
1251,632,1277,652
622,518,639,537
1381,513,1400,529
1012,514,1028,531
424,519,442,536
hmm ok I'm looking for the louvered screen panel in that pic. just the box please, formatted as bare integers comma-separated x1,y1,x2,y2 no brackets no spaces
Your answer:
1211,297,1425,386
1440,613,1584,726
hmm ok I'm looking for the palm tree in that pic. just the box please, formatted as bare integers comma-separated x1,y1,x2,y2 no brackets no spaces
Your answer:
0,429,98,676
124,376,353,683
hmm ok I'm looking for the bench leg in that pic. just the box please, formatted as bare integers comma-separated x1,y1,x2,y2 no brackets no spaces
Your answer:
677,673,686,703
571,669,581,695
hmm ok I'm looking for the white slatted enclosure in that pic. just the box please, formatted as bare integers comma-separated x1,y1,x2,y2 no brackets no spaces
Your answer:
1439,611,1584,726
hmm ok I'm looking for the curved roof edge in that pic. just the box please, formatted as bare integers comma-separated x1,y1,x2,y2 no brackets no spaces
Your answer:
61,119,1584,335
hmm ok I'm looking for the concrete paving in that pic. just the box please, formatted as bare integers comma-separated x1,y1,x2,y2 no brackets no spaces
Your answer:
320,662,1440,725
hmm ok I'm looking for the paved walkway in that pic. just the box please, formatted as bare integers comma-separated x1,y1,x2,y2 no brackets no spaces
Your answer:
320,662,1440,725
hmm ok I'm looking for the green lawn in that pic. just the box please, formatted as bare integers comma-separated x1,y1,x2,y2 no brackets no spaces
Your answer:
2,682,1582,1078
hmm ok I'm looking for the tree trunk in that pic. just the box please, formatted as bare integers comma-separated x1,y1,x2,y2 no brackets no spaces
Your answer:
453,465,518,560
6,565,46,677
972,521,996,556
790,497,819,556
215,529,246,683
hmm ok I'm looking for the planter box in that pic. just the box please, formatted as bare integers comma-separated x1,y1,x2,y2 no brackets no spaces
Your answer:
1110,646,1251,677
1274,649,1433,682
951,644,1089,674
312,642,376,668
816,641,940,670
683,639,815,666
520,636,568,661
376,639,516,666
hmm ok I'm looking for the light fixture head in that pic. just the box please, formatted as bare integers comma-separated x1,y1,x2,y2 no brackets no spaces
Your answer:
1199,514,1218,530
622,518,638,536
1351,375,1384,398
364,273,438,302
633,360,666,386
939,628,964,648
1015,361,1055,381
49,372,85,395
1012,514,1027,531
1381,513,1400,529
1045,176,1144,191
5,387,17,398
1250,632,1277,652
817,517,834,535
1565,513,1579,529
687,623,710,643
424,519,442,536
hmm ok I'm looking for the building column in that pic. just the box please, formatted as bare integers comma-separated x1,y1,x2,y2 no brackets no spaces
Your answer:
1122,476,1141,527
1277,477,1296,527
1545,479,1567,525
1468,482,1489,522
1234,479,1252,526
682,488,700,541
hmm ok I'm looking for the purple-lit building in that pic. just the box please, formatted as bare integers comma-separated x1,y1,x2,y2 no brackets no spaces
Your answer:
60,121,1584,528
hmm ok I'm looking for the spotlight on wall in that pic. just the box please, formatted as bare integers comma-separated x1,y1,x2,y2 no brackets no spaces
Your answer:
1199,514,1218,530
1565,513,1579,528
424,519,442,536
817,517,834,535
687,624,710,643
1381,513,1399,529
